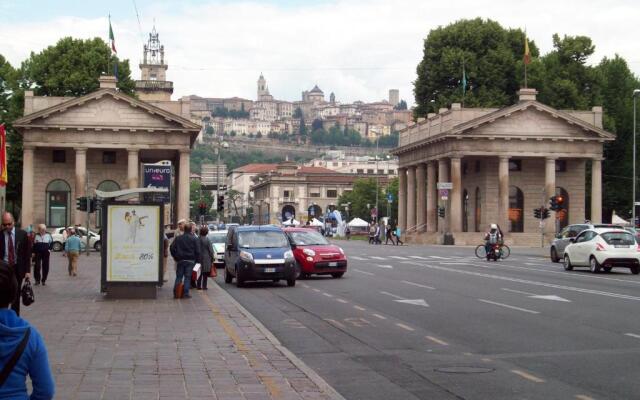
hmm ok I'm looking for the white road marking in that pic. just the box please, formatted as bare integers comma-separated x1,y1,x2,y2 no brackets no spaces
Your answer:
354,305,366,311
324,319,346,329
336,298,348,304
409,256,429,260
375,264,394,269
511,369,545,383
502,288,571,302
312,288,322,292
425,335,449,346
624,333,640,339
396,323,415,331
478,299,540,314
575,395,595,400
372,313,387,320
407,261,640,303
353,269,374,276
389,256,409,260
322,292,334,298
301,284,310,288
351,256,367,260
395,299,429,307
380,291,405,300
401,280,435,290
439,262,470,265
429,256,450,259
370,256,386,260
502,288,537,296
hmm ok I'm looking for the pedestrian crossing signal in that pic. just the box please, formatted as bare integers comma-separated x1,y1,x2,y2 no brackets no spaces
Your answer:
438,206,445,218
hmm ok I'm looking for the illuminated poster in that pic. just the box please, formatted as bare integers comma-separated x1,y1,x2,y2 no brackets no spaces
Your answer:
106,204,160,282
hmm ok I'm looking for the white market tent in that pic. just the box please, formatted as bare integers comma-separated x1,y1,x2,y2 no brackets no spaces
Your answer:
348,218,369,227
611,211,631,226
283,218,301,226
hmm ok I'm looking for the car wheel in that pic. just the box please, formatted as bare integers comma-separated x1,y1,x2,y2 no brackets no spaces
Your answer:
224,267,233,284
287,277,296,287
295,262,302,279
631,266,640,275
52,242,63,252
94,241,101,252
331,272,345,278
235,267,244,287
589,257,601,274
300,273,310,279
563,255,573,271
550,247,559,263
603,266,612,273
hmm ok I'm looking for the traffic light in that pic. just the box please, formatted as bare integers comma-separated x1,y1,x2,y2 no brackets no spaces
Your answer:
198,202,207,216
549,196,558,211
76,196,87,211
534,208,541,219
217,195,225,212
438,206,445,218
542,208,550,220
549,195,566,211
88,197,97,213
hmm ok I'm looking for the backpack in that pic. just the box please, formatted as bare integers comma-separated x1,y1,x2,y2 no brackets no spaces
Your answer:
488,232,498,244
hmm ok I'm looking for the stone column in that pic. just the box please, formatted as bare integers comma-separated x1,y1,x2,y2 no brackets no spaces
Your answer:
416,163,427,232
177,150,190,222
127,149,140,189
407,166,417,230
74,148,87,225
450,157,462,232
426,161,437,232
21,146,35,228
438,158,449,233
591,159,602,223
498,156,510,232
544,157,556,236
398,168,407,231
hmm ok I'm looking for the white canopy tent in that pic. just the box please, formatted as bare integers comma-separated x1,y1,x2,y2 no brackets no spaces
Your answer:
611,211,631,227
282,218,301,226
348,218,369,227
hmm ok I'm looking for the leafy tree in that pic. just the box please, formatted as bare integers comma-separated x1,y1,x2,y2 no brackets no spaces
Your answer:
312,118,323,131
226,189,244,222
189,179,213,220
337,178,387,221
0,55,23,212
256,132,262,138
213,106,249,119
414,18,538,117
394,100,408,110
21,37,135,96
204,125,214,135
293,107,302,118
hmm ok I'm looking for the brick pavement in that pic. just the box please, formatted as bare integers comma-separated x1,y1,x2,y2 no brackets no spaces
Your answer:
21,253,341,400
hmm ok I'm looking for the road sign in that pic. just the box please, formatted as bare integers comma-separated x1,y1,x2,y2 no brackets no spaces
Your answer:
387,193,394,202
439,189,449,200
437,182,453,190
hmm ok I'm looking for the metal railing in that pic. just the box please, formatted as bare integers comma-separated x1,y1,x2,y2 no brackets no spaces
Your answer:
405,223,427,234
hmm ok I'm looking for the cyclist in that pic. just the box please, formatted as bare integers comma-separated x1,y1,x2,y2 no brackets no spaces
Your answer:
484,224,504,258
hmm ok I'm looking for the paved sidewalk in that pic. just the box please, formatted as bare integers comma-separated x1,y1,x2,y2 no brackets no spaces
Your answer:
22,253,341,400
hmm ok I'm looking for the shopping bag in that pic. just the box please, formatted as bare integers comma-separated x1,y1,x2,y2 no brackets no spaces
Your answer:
193,263,201,279
21,278,35,306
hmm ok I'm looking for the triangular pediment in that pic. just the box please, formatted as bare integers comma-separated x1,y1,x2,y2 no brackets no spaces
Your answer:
14,89,200,133
453,101,614,141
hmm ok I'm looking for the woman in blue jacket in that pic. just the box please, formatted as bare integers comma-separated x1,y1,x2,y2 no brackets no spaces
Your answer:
0,266,54,399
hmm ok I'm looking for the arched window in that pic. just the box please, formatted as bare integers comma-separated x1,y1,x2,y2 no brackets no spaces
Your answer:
509,186,524,232
475,187,481,232
556,187,570,230
46,180,71,228
462,189,469,232
95,180,121,228
282,205,296,221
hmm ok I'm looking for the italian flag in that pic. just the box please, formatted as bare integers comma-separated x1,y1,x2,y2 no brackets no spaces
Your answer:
524,34,531,65
0,124,8,187
109,16,117,54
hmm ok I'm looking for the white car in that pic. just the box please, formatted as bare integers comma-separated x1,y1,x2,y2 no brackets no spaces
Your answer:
563,228,640,274
207,230,227,267
50,227,102,252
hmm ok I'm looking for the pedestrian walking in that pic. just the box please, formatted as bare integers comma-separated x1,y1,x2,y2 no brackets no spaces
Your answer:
385,223,396,245
161,233,169,284
64,229,81,277
0,266,55,399
196,225,214,290
368,223,376,244
374,223,381,245
395,226,403,246
33,224,53,286
174,219,186,238
0,212,31,316
345,226,351,240
170,223,200,299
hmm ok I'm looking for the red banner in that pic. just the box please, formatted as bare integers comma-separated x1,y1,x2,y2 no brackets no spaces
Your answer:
0,124,7,187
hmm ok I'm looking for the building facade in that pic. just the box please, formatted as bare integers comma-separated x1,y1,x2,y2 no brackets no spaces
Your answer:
391,89,614,245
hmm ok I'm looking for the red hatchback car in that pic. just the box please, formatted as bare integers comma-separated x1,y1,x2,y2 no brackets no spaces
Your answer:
284,227,347,278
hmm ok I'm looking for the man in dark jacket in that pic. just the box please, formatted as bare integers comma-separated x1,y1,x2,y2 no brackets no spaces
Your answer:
0,212,31,315
169,223,200,299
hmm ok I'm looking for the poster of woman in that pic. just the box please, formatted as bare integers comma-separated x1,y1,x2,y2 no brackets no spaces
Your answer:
106,205,160,282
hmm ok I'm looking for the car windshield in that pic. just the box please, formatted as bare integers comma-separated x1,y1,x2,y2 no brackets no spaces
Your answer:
601,232,636,245
207,232,226,244
288,230,329,246
238,231,288,249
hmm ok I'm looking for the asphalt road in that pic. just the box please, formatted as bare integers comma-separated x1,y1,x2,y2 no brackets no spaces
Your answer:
218,240,640,400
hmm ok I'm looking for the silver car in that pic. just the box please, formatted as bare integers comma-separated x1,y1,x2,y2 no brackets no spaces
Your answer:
550,224,623,262
207,230,228,267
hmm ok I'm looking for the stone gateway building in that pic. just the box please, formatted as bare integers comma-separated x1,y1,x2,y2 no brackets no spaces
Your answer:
391,89,615,245
13,76,200,230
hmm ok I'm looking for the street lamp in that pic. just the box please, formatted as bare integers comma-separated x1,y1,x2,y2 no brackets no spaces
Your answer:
374,132,380,222
633,89,640,226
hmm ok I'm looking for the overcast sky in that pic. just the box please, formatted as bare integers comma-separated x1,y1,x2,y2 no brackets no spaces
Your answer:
1,0,638,105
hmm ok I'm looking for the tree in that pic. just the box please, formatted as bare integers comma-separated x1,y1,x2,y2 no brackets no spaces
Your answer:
337,178,386,221
21,37,135,96
226,189,244,222
204,125,214,135
256,132,263,138
293,107,302,118
394,100,408,110
413,18,539,117
189,180,213,220
312,118,323,131
0,55,23,212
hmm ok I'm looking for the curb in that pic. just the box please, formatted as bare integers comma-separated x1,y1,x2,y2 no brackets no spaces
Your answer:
212,280,347,400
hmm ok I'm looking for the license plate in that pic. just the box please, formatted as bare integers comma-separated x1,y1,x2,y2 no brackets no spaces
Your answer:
264,267,276,273
615,245,629,248
329,262,337,267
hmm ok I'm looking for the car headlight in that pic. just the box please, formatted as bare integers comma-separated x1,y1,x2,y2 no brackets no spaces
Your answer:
284,250,294,261
303,248,316,257
240,251,254,263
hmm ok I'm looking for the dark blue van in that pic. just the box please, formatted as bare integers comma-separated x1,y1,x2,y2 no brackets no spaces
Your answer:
224,225,297,287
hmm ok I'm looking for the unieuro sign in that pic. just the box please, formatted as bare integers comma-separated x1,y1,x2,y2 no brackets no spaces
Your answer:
142,164,172,203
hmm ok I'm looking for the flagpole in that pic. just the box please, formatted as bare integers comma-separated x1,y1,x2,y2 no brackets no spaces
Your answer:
107,14,111,77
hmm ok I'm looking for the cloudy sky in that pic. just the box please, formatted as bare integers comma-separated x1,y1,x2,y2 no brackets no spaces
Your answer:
1,0,638,105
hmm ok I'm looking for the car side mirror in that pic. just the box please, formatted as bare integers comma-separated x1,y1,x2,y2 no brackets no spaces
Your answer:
556,234,562,239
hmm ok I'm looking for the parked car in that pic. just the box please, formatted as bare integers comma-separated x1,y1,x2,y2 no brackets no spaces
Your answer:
224,225,297,287
550,223,624,262
207,230,228,268
624,227,640,243
284,227,347,279
50,227,101,252
562,228,640,274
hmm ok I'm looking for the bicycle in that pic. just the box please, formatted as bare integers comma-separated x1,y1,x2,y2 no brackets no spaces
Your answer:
475,243,510,260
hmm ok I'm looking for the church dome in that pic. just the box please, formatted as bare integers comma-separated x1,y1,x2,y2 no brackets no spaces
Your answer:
309,85,323,94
